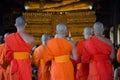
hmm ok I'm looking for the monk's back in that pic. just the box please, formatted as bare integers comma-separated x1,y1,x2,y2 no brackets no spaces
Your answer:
47,38,72,56
47,38,74,80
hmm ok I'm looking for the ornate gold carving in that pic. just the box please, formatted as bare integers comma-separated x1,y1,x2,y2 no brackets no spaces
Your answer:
23,11,96,45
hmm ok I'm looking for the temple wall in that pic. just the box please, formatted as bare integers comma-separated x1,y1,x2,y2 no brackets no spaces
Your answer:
23,11,96,45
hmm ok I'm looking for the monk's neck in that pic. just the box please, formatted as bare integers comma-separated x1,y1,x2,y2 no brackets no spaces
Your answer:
42,41,46,46
17,29,25,34
57,34,66,39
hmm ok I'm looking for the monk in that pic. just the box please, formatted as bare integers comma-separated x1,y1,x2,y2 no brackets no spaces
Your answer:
114,47,120,80
32,34,50,80
0,33,9,80
82,22,115,80
76,27,92,80
0,42,6,80
5,16,34,80
47,23,77,80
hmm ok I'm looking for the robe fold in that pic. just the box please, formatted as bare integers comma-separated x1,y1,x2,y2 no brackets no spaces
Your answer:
76,39,89,80
0,44,7,80
47,38,74,80
82,36,113,80
5,33,32,80
33,45,50,80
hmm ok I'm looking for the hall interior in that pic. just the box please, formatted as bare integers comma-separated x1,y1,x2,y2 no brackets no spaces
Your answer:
0,0,120,45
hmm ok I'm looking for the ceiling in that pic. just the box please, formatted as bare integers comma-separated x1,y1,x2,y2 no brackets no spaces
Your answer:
0,0,120,26
0,0,117,11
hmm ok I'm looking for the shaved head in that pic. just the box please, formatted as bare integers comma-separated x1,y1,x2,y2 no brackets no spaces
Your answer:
41,34,50,42
84,27,92,36
84,27,92,39
4,33,9,39
56,23,67,34
93,22,104,35
15,16,26,27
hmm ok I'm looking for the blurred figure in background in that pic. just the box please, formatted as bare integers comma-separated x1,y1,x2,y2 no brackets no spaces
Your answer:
32,34,50,80
114,46,120,80
0,33,9,80
117,46,120,63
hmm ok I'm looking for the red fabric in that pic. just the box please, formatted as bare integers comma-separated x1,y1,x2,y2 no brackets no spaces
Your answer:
5,33,32,80
75,39,89,80
47,38,74,80
82,36,113,80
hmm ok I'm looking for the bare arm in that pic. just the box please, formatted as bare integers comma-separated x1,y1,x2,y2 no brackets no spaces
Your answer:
69,40,77,61
109,40,115,61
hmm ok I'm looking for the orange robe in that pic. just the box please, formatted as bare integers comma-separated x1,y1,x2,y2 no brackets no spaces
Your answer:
117,48,120,63
0,44,6,80
76,39,89,80
82,36,113,80
32,45,50,80
47,38,74,80
5,33,32,80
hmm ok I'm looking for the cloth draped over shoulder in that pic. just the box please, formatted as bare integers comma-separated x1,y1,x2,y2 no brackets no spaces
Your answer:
82,36,113,80
33,45,51,80
76,39,89,80
47,38,74,80
5,32,32,80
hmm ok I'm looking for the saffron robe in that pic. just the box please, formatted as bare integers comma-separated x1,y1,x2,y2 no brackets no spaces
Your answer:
0,44,7,80
76,39,89,80
82,36,113,80
5,33,32,80
33,45,50,80
117,48,120,63
47,38,74,80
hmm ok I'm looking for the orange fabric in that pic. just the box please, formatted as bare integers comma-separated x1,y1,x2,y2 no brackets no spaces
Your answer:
0,44,5,80
6,65,10,80
0,44,5,65
32,45,51,80
47,38,74,80
40,59,44,64
54,55,70,62
82,36,113,80
0,44,8,80
13,52,29,60
76,39,89,80
5,33,32,80
117,48,120,63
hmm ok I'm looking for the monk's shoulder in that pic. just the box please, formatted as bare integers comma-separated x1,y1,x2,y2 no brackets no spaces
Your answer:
104,37,113,46
77,39,85,44
6,33,14,38
24,33,34,44
47,38,56,43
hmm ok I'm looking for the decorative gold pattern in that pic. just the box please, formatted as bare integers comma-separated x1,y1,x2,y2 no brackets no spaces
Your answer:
23,11,96,45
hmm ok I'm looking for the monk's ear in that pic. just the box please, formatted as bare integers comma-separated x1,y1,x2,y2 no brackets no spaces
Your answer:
14,24,16,26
